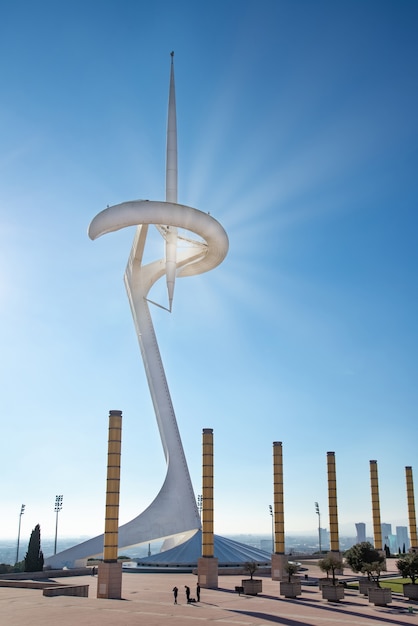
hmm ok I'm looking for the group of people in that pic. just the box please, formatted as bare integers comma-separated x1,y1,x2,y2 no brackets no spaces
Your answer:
172,583,200,604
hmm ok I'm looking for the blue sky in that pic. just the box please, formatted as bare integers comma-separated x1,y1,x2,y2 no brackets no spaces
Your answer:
1,0,417,546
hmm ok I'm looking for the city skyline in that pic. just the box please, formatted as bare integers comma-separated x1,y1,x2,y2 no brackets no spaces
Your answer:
1,1,418,542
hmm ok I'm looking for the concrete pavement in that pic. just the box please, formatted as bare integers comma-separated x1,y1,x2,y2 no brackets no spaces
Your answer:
1,561,417,626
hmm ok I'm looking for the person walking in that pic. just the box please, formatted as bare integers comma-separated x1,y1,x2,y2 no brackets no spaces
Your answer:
196,582,201,602
185,585,191,603
172,586,178,604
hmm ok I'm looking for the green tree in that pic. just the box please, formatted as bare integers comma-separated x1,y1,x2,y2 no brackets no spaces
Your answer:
396,552,418,584
344,541,384,580
243,561,258,580
318,555,343,585
24,524,44,572
284,561,299,582
361,561,385,587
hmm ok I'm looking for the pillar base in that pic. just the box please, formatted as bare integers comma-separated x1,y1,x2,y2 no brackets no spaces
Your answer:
197,557,218,588
97,561,122,599
271,553,288,581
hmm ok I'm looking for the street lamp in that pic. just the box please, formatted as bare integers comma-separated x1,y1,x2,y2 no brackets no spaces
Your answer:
15,504,25,564
269,504,274,552
54,495,63,555
315,501,322,554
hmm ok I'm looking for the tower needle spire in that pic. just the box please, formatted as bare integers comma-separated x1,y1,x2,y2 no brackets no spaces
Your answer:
165,51,178,311
166,51,177,203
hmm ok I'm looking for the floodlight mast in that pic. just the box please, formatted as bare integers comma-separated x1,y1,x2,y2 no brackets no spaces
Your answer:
315,501,322,554
54,495,63,555
269,504,274,552
15,504,25,564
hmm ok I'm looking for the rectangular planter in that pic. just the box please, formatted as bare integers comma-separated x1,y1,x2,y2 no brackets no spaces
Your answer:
368,587,392,606
358,578,379,596
322,584,344,602
280,581,301,598
241,579,262,595
403,583,418,600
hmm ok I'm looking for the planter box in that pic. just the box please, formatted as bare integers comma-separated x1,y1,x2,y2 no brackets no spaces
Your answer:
403,583,418,600
322,584,345,602
280,581,301,598
241,579,262,595
358,578,379,596
368,587,392,606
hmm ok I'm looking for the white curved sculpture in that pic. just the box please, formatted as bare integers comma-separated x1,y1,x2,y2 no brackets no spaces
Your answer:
46,53,228,567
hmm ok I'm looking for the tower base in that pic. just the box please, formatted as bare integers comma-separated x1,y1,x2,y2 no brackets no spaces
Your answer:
97,561,122,599
271,553,288,581
198,556,218,588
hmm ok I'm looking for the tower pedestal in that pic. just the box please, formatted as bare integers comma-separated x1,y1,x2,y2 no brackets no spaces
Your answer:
97,561,122,599
198,556,218,588
271,553,288,581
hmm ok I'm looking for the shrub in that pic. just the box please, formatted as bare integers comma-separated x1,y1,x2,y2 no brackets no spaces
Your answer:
396,552,418,584
344,541,384,579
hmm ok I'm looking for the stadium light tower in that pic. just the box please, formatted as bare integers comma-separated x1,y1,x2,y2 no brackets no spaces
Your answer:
15,504,25,564
315,501,322,554
54,495,63,555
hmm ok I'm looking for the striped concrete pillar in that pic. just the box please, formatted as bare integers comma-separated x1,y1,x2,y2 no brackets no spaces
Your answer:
406,466,418,550
369,460,382,551
271,441,287,581
103,410,122,562
202,428,214,557
327,452,340,552
97,410,123,599
273,442,285,554
198,428,218,588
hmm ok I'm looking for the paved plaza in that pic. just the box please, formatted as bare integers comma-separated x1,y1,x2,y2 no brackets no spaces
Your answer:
1,560,418,626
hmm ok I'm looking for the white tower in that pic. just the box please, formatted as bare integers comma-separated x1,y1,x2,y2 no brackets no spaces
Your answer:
46,54,228,568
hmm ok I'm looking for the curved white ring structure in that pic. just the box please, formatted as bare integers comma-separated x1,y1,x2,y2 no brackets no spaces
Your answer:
45,54,228,567
89,200,228,277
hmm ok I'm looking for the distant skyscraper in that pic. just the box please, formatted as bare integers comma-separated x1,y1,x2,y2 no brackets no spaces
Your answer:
320,528,330,550
396,526,410,552
381,523,392,548
355,522,366,543
381,523,392,536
